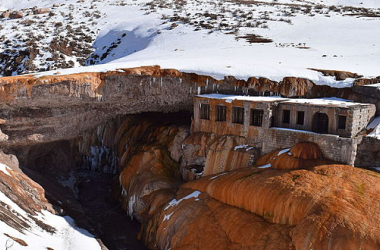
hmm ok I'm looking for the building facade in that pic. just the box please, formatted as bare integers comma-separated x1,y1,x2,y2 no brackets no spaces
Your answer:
192,94,376,165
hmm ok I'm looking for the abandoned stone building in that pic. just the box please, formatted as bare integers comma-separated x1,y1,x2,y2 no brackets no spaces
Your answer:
193,94,376,165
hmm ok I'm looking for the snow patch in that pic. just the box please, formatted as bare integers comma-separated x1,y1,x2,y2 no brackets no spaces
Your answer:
0,163,12,176
163,212,174,222
367,116,380,139
164,191,201,211
277,148,290,156
258,164,272,169
234,144,255,151
209,172,228,180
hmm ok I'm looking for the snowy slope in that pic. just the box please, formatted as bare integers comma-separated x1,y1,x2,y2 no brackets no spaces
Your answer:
0,162,103,250
0,0,379,87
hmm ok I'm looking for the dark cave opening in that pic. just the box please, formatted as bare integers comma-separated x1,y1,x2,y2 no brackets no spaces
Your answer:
12,111,192,250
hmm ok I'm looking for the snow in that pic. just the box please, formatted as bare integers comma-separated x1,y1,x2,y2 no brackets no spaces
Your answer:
367,116,380,139
198,94,369,107
209,172,228,180
365,83,380,89
258,164,272,169
164,191,201,211
277,148,290,156
0,163,12,176
199,94,286,103
163,212,174,222
271,127,320,134
283,97,368,107
0,0,377,87
234,144,255,151
0,191,102,250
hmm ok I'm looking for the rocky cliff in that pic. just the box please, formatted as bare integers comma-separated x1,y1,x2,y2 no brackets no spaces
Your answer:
1,66,380,249
1,66,380,151
74,115,380,250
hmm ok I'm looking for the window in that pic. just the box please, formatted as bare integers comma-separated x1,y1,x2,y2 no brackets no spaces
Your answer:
216,105,227,122
232,107,245,124
283,110,290,124
296,111,305,125
200,104,210,120
251,109,264,127
338,115,346,130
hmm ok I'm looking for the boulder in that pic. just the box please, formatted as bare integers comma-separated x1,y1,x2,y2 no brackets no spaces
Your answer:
33,8,50,15
1,11,10,18
9,11,23,19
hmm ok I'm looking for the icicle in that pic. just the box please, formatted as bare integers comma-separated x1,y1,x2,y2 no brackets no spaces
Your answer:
197,86,201,95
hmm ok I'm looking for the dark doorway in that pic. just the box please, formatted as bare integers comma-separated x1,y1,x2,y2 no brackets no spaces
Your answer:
312,112,329,134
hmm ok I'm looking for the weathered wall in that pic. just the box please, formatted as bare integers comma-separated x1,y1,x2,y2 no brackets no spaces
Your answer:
355,136,380,168
262,128,360,165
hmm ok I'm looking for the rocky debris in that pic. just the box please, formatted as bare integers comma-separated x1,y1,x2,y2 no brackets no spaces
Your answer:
1,11,10,18
353,76,380,86
9,11,23,19
53,3,60,8
32,7,50,15
0,3,98,76
310,68,363,80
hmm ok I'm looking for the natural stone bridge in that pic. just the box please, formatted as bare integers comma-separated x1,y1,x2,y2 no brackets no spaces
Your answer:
0,66,379,149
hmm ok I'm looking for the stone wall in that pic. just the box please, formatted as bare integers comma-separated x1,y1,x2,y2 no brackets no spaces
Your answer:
355,136,380,168
261,128,360,165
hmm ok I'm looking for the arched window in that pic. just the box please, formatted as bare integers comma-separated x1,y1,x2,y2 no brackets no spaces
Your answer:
312,112,329,134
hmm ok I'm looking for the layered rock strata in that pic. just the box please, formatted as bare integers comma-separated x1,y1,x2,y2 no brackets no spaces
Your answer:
1,66,380,151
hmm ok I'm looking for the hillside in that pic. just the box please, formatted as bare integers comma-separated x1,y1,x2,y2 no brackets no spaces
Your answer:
0,0,379,87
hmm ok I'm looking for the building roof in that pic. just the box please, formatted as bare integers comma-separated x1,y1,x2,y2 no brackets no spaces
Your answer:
282,98,370,108
197,94,371,108
197,94,286,103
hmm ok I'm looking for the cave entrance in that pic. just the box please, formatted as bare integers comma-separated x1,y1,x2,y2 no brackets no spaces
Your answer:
312,112,329,134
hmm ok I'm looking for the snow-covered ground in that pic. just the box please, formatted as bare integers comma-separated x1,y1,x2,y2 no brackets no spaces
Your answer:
0,0,379,85
0,169,102,250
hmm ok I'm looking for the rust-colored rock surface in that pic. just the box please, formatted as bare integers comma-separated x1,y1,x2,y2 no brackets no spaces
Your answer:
256,142,329,170
181,132,258,180
141,188,295,250
181,165,380,250
0,150,54,232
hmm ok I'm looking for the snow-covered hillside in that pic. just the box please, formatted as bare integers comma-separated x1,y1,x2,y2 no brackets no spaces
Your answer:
0,156,103,250
0,0,379,86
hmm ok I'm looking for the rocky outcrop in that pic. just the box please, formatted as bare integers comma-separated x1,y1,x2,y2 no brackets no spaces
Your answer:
181,165,380,250
255,142,332,170
355,136,380,169
309,68,362,80
0,65,373,151
32,8,50,15
140,188,295,250
181,132,259,180
0,150,54,232
87,115,378,249
9,11,23,19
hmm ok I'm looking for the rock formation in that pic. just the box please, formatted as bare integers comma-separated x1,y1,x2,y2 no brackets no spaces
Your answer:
69,114,377,249
2,66,379,152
